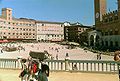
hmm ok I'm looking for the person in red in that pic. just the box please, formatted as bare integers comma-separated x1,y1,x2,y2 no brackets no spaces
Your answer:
33,63,38,73
29,60,39,81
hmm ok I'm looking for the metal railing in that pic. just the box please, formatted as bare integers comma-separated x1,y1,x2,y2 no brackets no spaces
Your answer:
0,58,118,73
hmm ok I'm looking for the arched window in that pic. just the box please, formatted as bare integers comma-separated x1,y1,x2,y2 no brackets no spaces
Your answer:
105,41,108,46
95,35,100,46
110,41,113,47
115,41,118,47
90,35,94,46
102,41,104,46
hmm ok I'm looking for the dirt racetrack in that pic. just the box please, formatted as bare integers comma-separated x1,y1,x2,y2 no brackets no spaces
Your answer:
0,69,118,81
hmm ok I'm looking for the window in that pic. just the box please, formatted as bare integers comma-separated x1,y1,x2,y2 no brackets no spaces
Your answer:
109,16,113,22
102,41,104,46
13,23,15,25
105,32,108,35
114,16,118,20
42,24,44,26
104,19,108,22
33,29,35,31
9,17,11,20
115,29,119,35
110,41,113,47
8,27,10,29
109,30,113,35
105,41,108,46
29,24,31,26
8,22,10,24
115,41,118,47
16,23,18,25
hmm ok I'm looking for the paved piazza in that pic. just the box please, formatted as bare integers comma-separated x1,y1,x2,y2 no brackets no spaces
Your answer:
0,43,113,60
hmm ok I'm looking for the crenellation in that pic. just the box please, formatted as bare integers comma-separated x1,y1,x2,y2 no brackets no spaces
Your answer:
101,10,119,23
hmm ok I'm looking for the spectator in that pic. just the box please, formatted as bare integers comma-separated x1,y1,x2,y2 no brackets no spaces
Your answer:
38,64,49,81
19,59,28,81
65,53,70,60
73,64,77,70
114,51,120,80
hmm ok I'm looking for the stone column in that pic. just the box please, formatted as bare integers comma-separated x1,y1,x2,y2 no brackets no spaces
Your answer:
88,34,91,46
94,34,97,47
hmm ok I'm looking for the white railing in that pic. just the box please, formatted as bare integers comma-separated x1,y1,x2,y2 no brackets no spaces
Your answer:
0,58,118,73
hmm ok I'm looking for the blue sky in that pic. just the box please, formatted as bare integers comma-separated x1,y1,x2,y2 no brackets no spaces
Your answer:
0,0,117,26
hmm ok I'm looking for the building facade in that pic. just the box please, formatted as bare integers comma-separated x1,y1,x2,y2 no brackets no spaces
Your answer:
0,8,36,41
0,8,64,42
89,0,120,51
36,21,64,42
64,22,90,43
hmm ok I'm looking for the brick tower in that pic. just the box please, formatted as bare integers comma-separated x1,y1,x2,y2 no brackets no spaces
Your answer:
118,0,120,18
2,8,12,20
94,0,106,25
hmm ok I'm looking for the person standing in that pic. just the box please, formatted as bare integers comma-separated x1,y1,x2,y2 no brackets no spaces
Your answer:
65,53,70,60
38,64,49,81
65,53,70,71
114,51,120,81
19,59,28,81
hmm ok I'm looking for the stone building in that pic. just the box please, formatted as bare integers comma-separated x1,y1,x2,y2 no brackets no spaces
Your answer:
36,21,64,42
64,22,90,43
0,8,36,41
0,8,64,42
89,0,120,51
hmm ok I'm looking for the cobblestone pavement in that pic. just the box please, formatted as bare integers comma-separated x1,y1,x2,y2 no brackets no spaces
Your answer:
0,69,118,81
